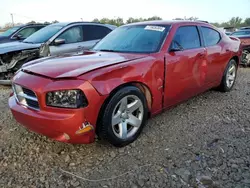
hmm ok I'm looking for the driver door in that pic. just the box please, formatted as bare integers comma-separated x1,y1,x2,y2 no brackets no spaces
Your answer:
164,25,207,108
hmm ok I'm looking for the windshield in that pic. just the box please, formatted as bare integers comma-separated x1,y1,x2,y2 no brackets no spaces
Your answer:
231,30,250,36
0,26,21,37
23,25,63,43
93,25,170,53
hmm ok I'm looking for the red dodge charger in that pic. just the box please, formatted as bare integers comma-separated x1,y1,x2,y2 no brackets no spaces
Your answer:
9,21,241,147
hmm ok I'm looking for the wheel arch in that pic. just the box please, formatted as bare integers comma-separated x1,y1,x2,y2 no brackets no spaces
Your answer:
231,55,240,67
95,81,153,134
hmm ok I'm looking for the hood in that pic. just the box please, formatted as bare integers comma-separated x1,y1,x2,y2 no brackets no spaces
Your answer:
0,36,11,44
22,51,147,79
0,41,41,54
0,35,8,40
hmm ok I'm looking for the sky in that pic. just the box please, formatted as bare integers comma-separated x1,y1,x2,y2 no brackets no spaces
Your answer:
0,0,249,27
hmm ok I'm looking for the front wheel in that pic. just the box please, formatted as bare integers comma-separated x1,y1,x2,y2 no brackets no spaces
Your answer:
218,59,237,92
97,86,148,147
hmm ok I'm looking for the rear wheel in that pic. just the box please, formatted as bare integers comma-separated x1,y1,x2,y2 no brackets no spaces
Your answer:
98,86,148,147
218,59,237,92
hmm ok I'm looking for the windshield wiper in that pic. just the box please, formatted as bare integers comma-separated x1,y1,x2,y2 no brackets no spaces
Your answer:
23,41,34,44
98,49,120,52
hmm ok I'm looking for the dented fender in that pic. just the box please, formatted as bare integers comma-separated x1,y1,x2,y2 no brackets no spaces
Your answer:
79,55,165,114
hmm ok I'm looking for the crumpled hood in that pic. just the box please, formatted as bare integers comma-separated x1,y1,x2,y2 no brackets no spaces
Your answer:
0,41,41,54
22,51,147,79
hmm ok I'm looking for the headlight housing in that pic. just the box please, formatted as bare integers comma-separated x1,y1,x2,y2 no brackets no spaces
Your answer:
46,89,88,109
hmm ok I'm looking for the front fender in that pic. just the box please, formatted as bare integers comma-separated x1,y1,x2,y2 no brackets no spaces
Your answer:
79,56,165,113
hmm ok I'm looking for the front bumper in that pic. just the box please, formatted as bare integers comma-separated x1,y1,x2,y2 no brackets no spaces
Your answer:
8,71,106,144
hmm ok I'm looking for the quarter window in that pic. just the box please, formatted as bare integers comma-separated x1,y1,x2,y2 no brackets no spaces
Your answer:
82,25,112,41
57,26,83,44
173,26,201,50
201,27,221,46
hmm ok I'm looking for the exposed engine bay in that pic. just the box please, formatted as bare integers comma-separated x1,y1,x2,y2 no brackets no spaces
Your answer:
0,48,40,81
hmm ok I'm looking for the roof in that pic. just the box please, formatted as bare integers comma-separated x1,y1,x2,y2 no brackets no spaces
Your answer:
10,23,48,29
51,21,116,28
21,23,48,27
48,22,117,30
239,27,250,31
124,20,211,27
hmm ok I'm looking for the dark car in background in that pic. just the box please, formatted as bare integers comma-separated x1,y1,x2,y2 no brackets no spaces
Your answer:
231,29,250,37
0,22,116,81
0,24,46,44
231,28,250,66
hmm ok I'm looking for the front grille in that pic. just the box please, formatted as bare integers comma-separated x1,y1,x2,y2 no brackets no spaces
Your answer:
13,84,39,110
22,87,36,97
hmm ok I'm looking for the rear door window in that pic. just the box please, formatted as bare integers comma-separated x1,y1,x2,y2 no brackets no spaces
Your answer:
82,25,112,41
201,27,221,47
173,26,201,50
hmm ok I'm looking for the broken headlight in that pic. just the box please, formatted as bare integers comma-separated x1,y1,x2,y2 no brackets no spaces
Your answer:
46,89,88,108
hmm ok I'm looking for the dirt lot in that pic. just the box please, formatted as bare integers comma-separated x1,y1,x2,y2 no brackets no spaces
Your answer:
0,68,250,188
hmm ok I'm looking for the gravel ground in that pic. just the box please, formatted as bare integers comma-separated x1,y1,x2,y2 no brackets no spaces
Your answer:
0,68,250,188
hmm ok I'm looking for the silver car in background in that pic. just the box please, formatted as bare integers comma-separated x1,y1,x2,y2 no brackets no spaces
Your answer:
0,22,116,81
38,22,117,56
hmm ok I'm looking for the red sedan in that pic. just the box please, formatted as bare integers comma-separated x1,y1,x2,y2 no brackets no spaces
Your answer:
9,21,241,147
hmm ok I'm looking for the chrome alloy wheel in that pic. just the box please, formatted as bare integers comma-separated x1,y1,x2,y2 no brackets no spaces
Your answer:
111,95,144,139
226,63,236,88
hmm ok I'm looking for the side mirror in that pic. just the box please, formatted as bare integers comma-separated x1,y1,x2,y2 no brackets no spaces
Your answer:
54,38,66,46
169,40,183,52
13,34,23,40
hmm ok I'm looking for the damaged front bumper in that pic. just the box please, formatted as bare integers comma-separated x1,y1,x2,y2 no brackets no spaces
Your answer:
8,71,107,144
0,48,40,83
9,96,95,143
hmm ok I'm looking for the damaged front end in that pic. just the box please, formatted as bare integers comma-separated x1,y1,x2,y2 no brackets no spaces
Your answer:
0,48,40,84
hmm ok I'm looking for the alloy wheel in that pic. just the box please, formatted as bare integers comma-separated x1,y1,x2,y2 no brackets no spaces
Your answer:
226,63,236,88
111,95,144,139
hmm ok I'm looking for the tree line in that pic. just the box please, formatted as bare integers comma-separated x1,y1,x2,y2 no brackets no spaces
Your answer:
1,16,250,29
94,16,250,28
211,17,250,28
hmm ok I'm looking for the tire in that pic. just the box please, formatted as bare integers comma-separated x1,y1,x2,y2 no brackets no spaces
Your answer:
97,86,148,147
218,59,237,92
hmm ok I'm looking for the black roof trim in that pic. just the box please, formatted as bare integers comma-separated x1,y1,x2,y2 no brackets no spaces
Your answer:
66,21,103,26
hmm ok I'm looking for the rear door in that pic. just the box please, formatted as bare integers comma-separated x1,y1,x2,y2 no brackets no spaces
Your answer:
200,26,226,84
81,25,112,49
49,26,84,55
164,25,207,108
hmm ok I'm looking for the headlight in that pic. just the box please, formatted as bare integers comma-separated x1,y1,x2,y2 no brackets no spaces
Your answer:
46,89,88,108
